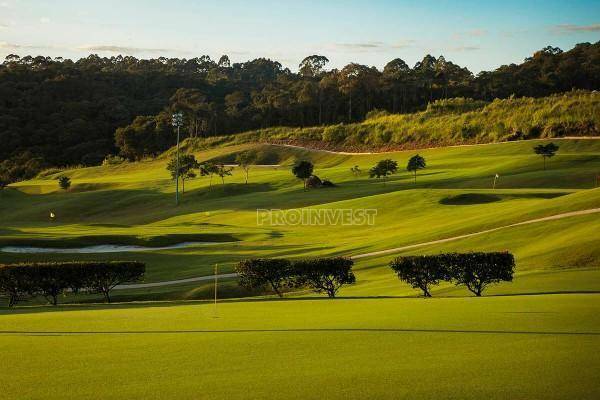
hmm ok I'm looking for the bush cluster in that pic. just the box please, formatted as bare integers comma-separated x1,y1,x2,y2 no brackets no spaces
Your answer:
390,252,515,297
236,257,355,298
0,261,145,306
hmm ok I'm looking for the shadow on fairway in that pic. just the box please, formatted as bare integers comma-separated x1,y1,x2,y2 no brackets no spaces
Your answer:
2,327,599,336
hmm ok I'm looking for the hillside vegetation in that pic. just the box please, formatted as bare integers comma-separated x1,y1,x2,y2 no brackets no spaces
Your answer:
1,41,599,182
185,91,600,152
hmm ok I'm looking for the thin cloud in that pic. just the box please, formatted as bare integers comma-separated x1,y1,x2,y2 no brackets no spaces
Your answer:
334,41,385,49
552,23,600,33
0,42,45,49
78,45,172,54
450,45,481,52
329,40,415,53
466,29,487,37
452,29,487,40
391,39,416,49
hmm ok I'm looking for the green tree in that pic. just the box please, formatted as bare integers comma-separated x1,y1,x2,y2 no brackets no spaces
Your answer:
58,176,71,191
445,252,515,296
291,257,355,298
216,164,233,185
389,256,447,297
533,142,559,170
292,160,314,189
236,151,256,184
407,154,426,183
369,159,398,185
299,55,329,78
199,162,218,188
166,154,199,194
235,258,292,297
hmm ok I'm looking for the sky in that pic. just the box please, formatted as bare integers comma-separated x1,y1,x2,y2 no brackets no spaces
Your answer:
0,0,599,73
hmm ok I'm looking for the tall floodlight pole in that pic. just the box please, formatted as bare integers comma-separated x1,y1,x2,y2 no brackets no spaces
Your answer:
172,112,183,205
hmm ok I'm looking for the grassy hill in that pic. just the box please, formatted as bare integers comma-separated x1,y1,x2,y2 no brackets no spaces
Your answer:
181,90,600,153
2,137,599,399
1,138,599,302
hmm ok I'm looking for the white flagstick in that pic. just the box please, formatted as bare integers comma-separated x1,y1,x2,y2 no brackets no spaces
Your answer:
493,174,499,189
213,264,218,318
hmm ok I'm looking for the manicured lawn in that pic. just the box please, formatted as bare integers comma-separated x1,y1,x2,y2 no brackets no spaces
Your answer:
1,140,599,289
1,294,599,399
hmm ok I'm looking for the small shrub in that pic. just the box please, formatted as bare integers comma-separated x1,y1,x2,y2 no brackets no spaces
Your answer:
306,175,322,188
58,176,71,190
102,154,127,166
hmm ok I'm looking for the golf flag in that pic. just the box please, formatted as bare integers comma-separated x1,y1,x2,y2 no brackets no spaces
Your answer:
495,174,499,178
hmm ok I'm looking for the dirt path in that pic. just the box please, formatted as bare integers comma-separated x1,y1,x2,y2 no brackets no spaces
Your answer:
115,207,600,290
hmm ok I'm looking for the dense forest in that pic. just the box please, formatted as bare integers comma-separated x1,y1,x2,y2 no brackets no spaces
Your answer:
1,41,599,183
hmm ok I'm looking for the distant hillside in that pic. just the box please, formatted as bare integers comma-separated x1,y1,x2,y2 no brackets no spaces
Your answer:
1,41,599,184
182,90,600,152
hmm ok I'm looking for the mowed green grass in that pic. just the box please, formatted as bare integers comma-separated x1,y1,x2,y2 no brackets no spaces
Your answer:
1,138,599,301
1,294,599,399
1,139,600,399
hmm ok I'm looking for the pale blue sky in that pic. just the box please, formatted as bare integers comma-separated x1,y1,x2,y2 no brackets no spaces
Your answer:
1,0,599,72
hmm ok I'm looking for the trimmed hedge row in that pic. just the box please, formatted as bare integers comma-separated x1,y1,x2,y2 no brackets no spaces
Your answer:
0,261,145,306
236,257,355,298
390,252,515,297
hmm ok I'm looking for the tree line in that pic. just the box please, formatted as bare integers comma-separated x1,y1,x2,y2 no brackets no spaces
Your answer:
1,41,598,182
236,252,514,298
0,261,145,306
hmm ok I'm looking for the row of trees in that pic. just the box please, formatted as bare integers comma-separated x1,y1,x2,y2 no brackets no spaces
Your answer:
1,42,598,181
390,252,515,297
0,261,145,306
236,252,515,298
236,257,355,298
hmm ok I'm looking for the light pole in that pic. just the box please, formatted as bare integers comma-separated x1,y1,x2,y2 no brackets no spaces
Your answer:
172,112,183,205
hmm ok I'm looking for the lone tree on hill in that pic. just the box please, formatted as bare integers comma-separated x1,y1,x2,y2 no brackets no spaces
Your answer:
292,160,314,189
236,151,256,184
235,258,292,297
533,142,559,170
407,154,426,183
167,153,199,194
369,159,398,185
58,176,71,191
